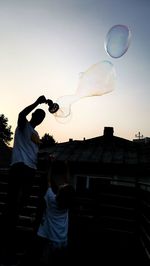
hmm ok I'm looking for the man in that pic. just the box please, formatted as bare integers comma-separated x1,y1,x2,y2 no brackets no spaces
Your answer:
11,95,46,169
3,96,48,265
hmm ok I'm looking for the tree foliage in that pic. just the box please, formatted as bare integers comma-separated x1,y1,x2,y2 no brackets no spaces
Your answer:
0,114,13,145
40,133,56,149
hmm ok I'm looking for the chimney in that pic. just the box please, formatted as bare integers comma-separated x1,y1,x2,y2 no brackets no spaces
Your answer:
103,127,114,139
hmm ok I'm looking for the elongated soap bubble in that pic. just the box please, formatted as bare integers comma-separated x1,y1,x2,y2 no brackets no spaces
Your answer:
104,24,131,58
54,95,75,123
54,60,116,123
76,60,116,97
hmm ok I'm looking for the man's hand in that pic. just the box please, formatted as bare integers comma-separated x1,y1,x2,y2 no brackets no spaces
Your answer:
36,95,47,105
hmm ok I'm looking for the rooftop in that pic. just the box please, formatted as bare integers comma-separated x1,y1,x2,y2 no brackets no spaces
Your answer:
39,127,150,166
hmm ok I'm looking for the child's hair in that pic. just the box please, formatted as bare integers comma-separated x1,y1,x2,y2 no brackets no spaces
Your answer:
48,160,69,192
56,184,75,210
47,160,75,209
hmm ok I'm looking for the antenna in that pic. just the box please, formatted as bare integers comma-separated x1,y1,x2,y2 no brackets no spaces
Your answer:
135,131,143,140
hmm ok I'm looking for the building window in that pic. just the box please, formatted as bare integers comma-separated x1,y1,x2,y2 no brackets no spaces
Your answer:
75,175,111,194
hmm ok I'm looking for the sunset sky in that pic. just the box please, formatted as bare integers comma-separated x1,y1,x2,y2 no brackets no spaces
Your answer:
0,0,150,146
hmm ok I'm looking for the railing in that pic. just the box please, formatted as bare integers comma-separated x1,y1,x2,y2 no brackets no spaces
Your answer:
70,175,150,263
138,180,150,260
0,168,150,263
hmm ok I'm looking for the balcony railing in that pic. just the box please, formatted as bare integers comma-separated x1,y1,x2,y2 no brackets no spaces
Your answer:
0,168,150,264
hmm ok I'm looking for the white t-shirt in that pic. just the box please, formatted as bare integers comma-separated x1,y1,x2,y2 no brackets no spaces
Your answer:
11,121,40,169
37,187,69,246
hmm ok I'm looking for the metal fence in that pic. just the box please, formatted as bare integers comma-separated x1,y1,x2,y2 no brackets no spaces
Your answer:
0,168,150,263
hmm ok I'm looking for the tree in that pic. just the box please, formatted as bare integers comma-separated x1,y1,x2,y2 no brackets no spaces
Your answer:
40,133,56,149
0,114,13,146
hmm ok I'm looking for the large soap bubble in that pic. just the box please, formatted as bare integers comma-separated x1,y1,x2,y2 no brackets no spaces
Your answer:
104,24,131,58
76,60,116,97
53,60,116,123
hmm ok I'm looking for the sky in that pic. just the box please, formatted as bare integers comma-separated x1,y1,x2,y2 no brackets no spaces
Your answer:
0,0,150,146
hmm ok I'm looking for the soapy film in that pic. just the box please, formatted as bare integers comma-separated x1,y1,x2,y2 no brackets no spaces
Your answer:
54,60,116,123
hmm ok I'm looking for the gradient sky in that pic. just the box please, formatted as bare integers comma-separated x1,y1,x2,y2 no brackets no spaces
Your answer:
0,0,150,146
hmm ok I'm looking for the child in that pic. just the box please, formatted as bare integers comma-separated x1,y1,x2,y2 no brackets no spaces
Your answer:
20,160,75,266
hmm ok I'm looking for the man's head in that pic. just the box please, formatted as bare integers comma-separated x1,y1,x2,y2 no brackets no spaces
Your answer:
30,109,46,127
